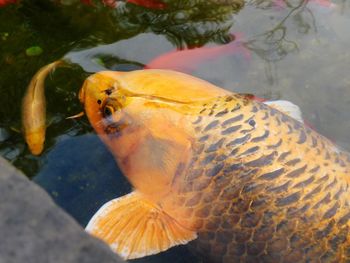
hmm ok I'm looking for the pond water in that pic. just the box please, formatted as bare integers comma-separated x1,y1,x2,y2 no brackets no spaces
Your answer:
0,0,349,262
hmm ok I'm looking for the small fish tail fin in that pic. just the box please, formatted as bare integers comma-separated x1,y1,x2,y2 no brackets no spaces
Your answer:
86,191,197,259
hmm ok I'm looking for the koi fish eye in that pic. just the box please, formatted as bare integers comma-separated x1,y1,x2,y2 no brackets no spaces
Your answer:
103,105,115,118
105,88,113,95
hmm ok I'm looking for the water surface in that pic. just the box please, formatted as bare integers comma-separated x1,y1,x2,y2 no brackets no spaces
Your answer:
0,0,349,261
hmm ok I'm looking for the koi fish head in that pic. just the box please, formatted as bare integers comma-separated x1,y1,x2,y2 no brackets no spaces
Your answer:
24,130,45,155
79,69,230,198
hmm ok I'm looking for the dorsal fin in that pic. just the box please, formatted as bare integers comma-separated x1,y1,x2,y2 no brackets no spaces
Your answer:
239,93,304,123
86,191,197,259
240,93,266,102
264,100,303,123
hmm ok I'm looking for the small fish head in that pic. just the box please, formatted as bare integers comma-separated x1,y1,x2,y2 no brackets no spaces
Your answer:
25,131,45,155
79,71,123,134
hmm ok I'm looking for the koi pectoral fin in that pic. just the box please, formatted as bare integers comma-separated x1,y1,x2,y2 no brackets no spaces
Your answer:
85,191,197,259
66,111,85,119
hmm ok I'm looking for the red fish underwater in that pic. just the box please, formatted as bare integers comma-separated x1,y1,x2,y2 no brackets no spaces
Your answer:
145,34,250,73
127,0,166,9
80,0,166,9
0,0,17,7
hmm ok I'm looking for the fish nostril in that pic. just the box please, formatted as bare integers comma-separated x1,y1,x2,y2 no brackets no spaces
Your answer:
104,108,111,116
103,105,114,117
97,99,102,105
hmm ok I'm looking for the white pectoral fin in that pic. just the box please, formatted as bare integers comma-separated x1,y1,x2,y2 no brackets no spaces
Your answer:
264,100,304,123
86,191,197,259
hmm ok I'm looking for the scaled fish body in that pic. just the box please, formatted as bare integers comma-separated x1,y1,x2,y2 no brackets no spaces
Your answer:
81,70,350,262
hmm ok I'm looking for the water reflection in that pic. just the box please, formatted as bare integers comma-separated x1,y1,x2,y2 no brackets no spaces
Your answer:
234,0,350,147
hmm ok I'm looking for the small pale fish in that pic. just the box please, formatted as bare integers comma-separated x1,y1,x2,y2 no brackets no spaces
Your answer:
22,60,63,155
81,70,350,262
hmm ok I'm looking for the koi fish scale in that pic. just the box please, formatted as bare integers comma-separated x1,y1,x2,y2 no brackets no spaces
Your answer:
163,95,350,263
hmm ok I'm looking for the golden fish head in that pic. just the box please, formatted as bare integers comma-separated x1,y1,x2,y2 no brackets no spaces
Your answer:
79,69,230,129
25,130,45,155
79,69,230,198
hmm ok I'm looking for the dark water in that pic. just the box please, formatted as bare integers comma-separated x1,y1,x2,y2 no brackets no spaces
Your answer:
0,0,349,262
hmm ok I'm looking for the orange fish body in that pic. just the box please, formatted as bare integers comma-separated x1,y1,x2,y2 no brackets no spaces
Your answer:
81,70,350,262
